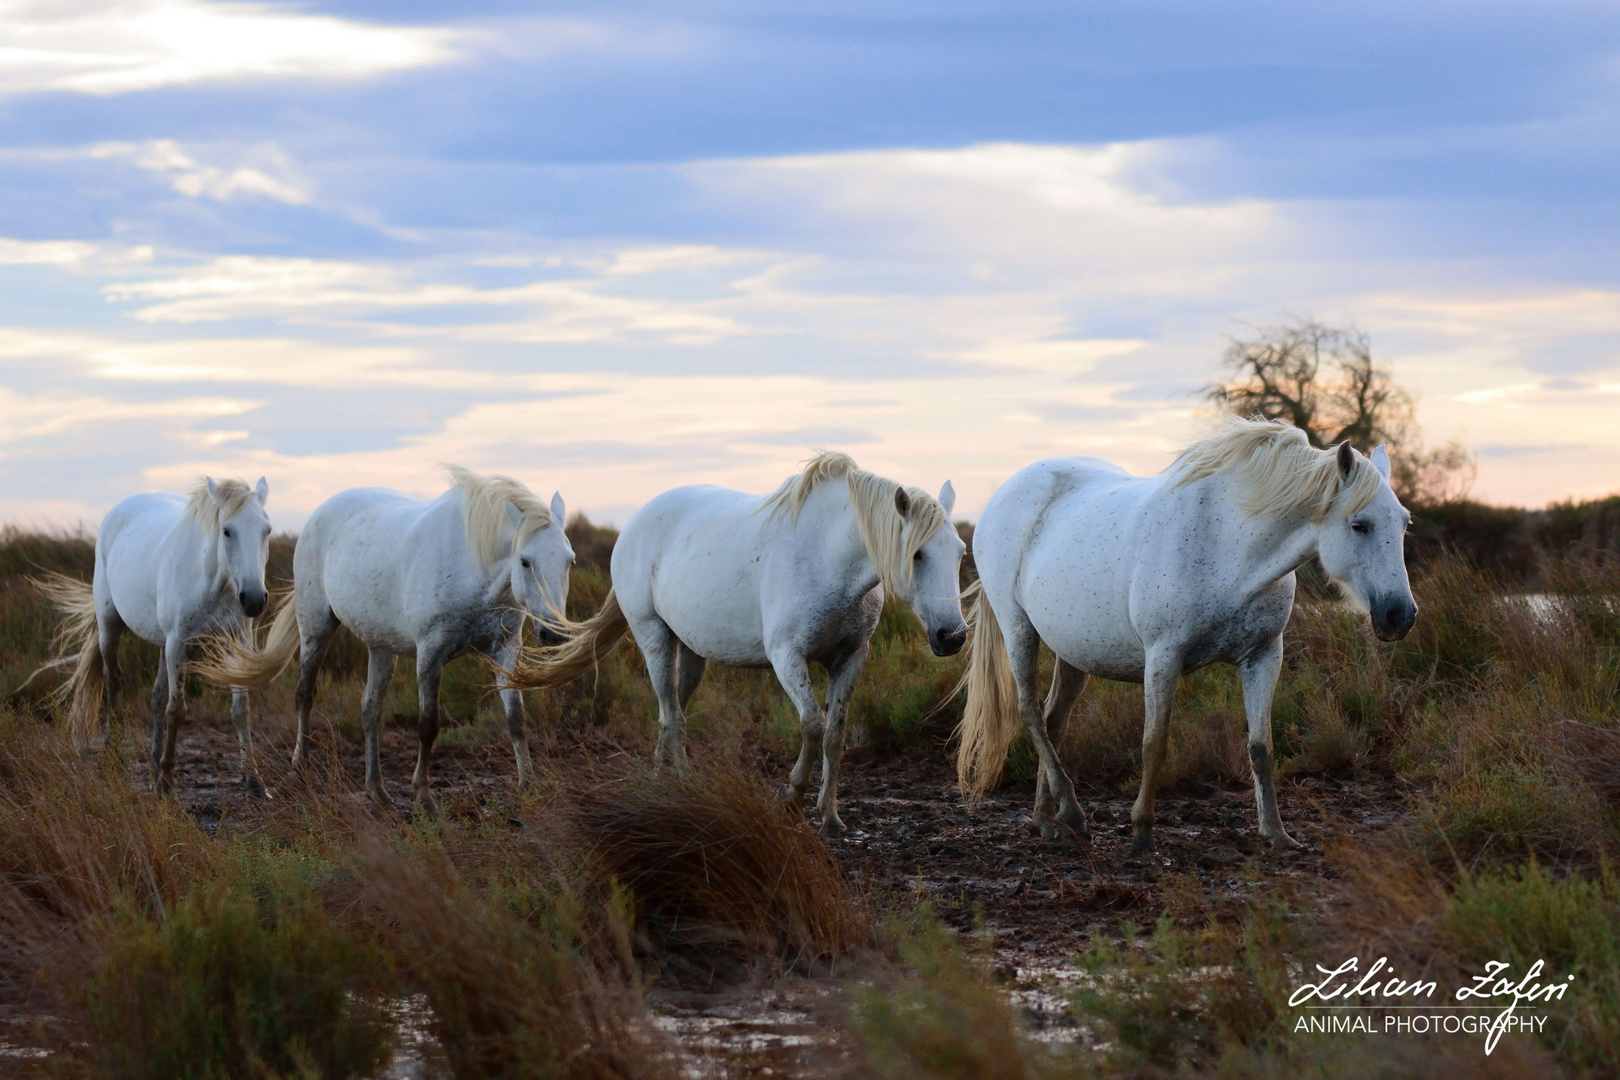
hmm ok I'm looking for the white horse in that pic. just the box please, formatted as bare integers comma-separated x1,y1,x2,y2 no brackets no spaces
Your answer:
197,467,572,808
39,477,274,795
957,419,1417,854
506,451,967,834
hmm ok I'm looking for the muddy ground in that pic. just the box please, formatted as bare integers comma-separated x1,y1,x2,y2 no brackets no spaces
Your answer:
132,709,1413,1078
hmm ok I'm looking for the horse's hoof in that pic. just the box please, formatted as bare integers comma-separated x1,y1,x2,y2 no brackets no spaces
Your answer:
245,776,271,800
820,815,848,838
1265,830,1303,853
1127,831,1155,859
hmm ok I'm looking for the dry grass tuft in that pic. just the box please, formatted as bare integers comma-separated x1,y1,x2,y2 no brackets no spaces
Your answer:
570,764,871,965
360,843,676,1080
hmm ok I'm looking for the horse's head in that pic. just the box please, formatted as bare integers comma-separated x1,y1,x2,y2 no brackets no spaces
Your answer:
209,476,272,618
508,491,574,645
1317,444,1417,642
901,480,969,657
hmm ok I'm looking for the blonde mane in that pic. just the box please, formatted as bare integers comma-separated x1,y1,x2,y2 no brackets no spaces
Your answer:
184,478,255,530
1170,418,1382,522
445,464,553,577
759,451,947,595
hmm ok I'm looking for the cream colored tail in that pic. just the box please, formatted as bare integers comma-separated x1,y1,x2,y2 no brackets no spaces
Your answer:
502,588,629,690
192,590,300,688
954,580,1023,801
27,571,104,747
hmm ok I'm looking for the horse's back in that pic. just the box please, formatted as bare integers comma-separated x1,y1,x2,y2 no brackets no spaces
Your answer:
614,485,773,666
298,486,472,652
976,457,1160,680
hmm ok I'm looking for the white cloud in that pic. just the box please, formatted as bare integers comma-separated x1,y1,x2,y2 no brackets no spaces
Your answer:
0,0,460,96
88,139,311,204
0,237,153,268
0,385,256,446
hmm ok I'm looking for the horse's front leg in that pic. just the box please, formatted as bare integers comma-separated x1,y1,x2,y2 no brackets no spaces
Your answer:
411,637,454,810
230,688,268,799
1129,651,1180,858
1239,636,1298,851
493,635,533,788
770,649,825,817
815,643,870,837
152,633,187,795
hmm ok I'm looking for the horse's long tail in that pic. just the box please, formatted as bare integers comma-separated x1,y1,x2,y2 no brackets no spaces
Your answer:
954,580,1023,801
502,589,628,690
26,571,104,747
192,590,300,689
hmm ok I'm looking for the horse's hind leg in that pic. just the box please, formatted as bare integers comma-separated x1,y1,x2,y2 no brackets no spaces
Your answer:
676,643,707,710
152,632,187,795
149,647,168,725
1033,660,1088,829
96,611,124,741
630,617,688,769
291,614,336,774
411,636,455,810
230,688,268,799
815,642,870,836
360,648,397,808
1001,613,1089,846
1239,636,1298,851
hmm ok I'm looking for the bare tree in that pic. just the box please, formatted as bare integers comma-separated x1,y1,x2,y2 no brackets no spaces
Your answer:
1204,318,1475,505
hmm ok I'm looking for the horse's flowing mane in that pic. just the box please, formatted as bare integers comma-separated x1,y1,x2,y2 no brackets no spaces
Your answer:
759,450,947,595
444,464,553,576
1170,418,1382,522
184,478,255,530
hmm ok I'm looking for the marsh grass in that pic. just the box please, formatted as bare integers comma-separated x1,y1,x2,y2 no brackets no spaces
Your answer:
568,762,871,966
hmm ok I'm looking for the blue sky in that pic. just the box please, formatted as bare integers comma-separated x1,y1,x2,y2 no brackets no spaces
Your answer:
4,0,1620,527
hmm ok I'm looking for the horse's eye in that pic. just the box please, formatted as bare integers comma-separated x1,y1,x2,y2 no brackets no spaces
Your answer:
222,528,233,539
520,558,531,570
1351,521,1371,535
914,551,924,562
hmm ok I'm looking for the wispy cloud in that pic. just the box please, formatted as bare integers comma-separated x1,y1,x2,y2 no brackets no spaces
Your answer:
0,0,461,95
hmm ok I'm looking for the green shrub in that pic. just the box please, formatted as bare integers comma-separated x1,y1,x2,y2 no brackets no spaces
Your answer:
81,876,393,1080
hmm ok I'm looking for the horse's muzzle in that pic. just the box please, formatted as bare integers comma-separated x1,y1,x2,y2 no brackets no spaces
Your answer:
1371,598,1418,642
239,590,268,618
931,624,968,657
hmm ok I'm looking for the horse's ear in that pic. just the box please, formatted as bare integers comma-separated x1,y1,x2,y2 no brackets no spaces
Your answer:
939,480,956,517
254,477,269,505
1370,444,1391,479
550,491,566,524
894,487,911,518
504,500,524,528
205,476,221,504
1336,441,1355,481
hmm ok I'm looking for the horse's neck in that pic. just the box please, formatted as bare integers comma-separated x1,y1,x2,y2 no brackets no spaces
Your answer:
1205,476,1321,591
176,515,229,598
800,484,881,597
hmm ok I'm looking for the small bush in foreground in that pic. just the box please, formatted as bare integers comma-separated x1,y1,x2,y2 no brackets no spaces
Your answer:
845,909,1083,1080
79,878,393,1080
361,847,675,1080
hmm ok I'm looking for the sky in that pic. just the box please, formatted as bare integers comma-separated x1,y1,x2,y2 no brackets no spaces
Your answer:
3,0,1620,529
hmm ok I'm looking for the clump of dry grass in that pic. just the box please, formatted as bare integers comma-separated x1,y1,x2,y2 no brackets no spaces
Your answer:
570,763,871,965
360,844,676,1080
